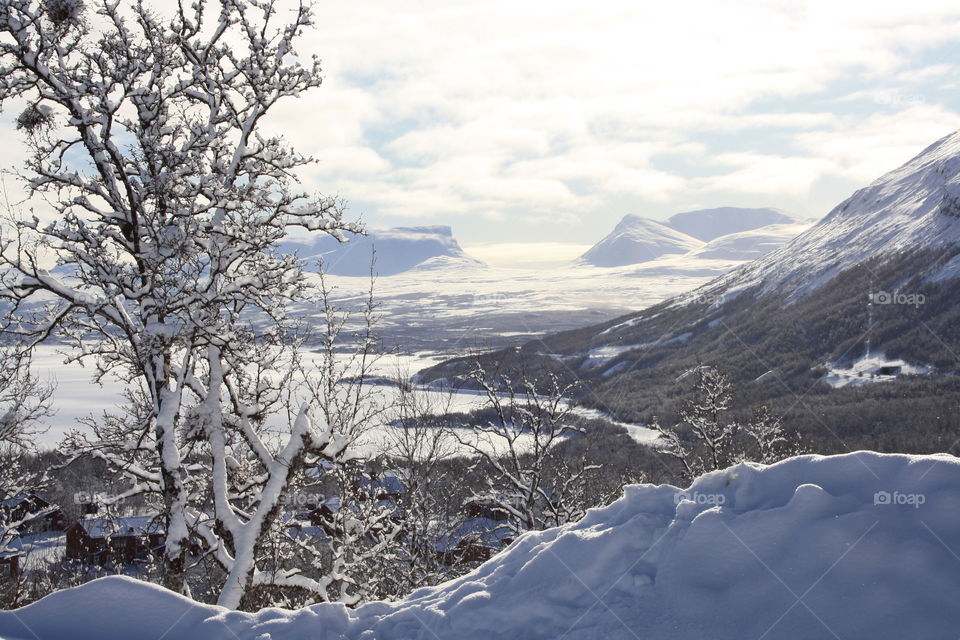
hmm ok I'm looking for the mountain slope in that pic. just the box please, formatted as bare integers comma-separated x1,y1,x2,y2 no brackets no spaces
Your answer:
578,215,703,267
2,452,958,640
701,133,960,301
281,226,483,276
419,130,960,449
665,206,803,241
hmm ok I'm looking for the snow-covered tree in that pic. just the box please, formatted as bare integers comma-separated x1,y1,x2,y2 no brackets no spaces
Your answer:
455,364,596,536
0,0,363,607
222,274,399,609
655,365,737,477
374,381,463,597
741,404,797,464
0,347,53,557
655,366,799,477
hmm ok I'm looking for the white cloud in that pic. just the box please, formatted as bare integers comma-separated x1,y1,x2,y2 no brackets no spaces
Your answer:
792,105,960,183
4,0,960,241
697,153,838,196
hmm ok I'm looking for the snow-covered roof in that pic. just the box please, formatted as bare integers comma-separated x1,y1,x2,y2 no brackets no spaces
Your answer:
357,473,405,496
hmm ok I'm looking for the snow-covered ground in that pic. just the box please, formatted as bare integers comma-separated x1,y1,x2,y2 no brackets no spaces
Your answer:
6,532,66,571
570,407,661,445
26,253,745,449
304,253,742,335
2,451,957,639
819,352,934,388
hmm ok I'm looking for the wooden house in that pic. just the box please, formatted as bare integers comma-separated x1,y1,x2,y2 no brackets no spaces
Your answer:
0,552,20,580
0,494,66,532
65,516,165,565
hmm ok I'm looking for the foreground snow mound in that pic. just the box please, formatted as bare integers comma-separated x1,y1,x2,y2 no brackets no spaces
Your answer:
3,452,959,639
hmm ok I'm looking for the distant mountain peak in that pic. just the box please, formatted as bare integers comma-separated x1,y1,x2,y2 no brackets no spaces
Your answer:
664,207,803,242
577,216,703,267
280,225,483,276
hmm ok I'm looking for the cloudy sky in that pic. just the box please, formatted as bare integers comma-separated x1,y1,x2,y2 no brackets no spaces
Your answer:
6,0,960,263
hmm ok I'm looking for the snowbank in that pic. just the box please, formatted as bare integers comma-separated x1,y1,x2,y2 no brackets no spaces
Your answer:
2,451,959,639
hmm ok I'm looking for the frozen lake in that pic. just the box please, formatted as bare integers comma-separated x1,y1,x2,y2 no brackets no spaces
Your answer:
28,346,524,456
28,345,657,458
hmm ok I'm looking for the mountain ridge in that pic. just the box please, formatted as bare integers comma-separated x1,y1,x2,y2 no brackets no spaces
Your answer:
280,225,484,276
665,206,804,241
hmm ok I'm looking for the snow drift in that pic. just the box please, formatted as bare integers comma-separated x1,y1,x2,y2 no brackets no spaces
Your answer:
2,451,959,639
280,226,483,276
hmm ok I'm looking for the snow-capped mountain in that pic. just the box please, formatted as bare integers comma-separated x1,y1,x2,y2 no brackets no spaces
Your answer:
420,129,960,438
664,206,804,242
577,209,810,268
702,132,960,301
687,222,813,261
280,226,483,276
577,215,703,267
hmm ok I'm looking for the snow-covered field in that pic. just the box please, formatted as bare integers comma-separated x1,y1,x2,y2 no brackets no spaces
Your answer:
29,346,465,449
301,255,747,352
30,345,618,456
28,252,749,449
2,451,957,639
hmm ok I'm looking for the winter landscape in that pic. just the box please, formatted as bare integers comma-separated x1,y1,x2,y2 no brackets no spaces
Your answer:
0,1,959,639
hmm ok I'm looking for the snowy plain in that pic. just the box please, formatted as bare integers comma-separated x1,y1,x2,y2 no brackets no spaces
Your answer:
28,249,755,450
1,451,957,639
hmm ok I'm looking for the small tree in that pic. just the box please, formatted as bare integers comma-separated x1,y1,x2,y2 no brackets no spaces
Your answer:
741,404,798,464
656,365,799,478
454,364,597,537
0,347,53,568
655,365,737,478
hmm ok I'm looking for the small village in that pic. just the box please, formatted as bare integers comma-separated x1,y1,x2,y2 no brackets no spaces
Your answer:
0,471,526,586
